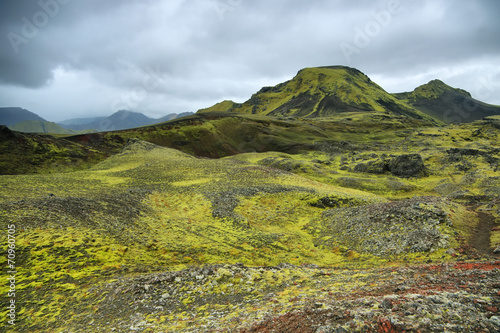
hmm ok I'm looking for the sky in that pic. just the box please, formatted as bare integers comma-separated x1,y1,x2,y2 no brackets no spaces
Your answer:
1,0,500,122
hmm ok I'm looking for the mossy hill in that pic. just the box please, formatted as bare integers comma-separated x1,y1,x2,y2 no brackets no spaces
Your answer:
0,125,108,175
395,79,500,123
198,66,439,123
199,66,500,125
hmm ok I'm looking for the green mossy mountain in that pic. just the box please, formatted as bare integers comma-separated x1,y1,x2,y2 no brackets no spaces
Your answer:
394,79,500,123
199,66,441,125
200,66,500,126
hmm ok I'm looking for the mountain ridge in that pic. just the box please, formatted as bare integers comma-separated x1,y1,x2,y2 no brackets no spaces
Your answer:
199,66,500,124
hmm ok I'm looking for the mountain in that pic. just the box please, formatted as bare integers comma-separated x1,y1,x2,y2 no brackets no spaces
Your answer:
394,79,500,123
0,107,46,126
8,120,84,134
61,111,195,131
198,66,440,124
60,110,155,132
58,116,106,127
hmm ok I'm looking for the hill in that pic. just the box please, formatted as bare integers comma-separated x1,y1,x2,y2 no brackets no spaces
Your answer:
199,66,441,125
394,79,500,123
0,125,109,175
0,107,46,126
8,120,85,134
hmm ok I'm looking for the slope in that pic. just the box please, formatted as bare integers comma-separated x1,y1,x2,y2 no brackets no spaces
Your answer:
8,120,84,134
1,135,499,332
0,125,109,175
199,66,441,125
0,107,46,126
394,79,500,123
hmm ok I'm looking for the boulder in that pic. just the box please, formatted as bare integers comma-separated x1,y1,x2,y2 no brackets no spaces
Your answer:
352,154,427,178
387,154,427,178
353,160,388,174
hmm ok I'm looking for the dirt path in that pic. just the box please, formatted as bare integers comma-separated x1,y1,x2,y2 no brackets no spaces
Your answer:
470,212,497,256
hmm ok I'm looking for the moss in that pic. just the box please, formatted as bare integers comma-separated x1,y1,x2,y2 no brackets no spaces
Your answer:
1,109,499,331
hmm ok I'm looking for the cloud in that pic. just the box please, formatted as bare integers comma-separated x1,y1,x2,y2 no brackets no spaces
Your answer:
1,0,499,121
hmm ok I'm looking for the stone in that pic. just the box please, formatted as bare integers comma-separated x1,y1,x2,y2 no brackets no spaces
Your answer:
489,316,500,327
387,154,427,178
380,298,393,309
353,160,388,174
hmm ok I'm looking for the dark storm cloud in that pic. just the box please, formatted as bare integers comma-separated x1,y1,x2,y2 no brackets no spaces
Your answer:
0,0,499,120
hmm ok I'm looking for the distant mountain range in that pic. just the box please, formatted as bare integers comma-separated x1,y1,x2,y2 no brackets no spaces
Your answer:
0,108,194,134
198,66,500,124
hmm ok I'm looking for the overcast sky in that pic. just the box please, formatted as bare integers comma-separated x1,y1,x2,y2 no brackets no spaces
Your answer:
1,0,499,122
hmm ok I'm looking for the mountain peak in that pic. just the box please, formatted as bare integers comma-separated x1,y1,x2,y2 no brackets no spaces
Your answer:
112,110,143,116
396,79,500,123
297,65,365,75
410,79,472,100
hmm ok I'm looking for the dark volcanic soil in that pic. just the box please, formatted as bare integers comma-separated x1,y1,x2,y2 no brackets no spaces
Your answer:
471,212,497,256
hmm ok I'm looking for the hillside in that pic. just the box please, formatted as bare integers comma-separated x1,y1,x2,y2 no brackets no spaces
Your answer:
0,125,109,175
8,120,84,134
154,111,195,124
0,107,46,126
1,66,500,331
1,110,500,331
199,66,441,125
394,79,500,123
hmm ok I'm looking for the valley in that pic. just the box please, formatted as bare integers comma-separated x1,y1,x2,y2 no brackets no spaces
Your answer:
1,66,500,332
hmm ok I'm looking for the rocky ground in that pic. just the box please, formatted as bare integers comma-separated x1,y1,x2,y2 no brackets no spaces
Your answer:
2,123,500,332
60,259,500,332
